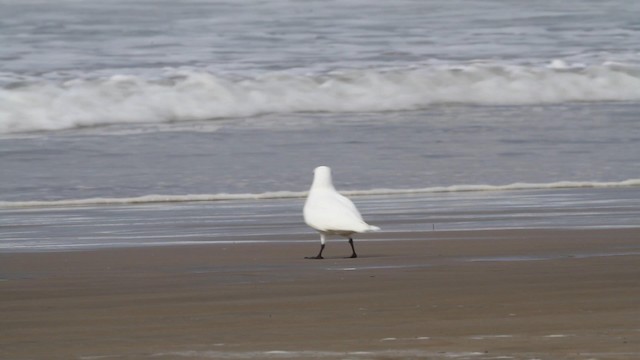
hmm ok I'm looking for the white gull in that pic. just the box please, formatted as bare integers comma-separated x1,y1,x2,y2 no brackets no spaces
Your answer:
303,166,380,259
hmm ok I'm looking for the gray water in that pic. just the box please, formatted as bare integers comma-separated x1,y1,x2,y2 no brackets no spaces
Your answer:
1,0,639,250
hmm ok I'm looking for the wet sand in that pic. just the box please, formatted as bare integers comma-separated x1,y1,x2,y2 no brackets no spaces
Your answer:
1,228,639,359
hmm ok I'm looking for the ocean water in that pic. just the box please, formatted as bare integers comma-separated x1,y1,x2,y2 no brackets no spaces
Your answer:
1,0,639,250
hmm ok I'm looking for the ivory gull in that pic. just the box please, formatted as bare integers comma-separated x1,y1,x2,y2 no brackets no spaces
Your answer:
303,166,380,259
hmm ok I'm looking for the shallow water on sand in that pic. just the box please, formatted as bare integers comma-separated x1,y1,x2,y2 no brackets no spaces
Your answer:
2,187,638,252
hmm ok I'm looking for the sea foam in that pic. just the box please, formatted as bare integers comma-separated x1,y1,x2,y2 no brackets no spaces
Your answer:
2,62,640,133
1,179,638,209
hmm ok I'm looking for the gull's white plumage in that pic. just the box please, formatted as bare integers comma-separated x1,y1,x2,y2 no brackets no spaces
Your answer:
303,166,380,259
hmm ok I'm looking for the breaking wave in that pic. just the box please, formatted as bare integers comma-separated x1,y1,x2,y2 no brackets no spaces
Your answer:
2,179,638,208
2,61,640,133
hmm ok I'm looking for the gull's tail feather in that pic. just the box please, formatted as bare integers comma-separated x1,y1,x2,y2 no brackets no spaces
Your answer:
366,225,381,232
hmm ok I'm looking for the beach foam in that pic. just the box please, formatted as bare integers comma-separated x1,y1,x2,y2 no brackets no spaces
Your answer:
152,350,487,359
2,62,640,133
1,179,638,209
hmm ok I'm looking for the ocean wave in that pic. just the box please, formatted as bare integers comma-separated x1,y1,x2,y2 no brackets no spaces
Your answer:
2,179,638,208
1,62,640,133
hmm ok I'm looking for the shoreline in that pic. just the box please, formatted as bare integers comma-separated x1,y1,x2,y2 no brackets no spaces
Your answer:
1,228,639,359
3,186,640,252
2,226,640,254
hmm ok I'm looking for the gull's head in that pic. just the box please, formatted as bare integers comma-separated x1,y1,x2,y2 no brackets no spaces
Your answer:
311,166,334,189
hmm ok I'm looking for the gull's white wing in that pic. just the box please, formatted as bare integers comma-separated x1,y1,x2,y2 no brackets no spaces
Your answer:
303,189,371,233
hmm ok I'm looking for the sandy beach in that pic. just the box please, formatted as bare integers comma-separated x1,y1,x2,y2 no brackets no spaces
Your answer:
1,228,638,359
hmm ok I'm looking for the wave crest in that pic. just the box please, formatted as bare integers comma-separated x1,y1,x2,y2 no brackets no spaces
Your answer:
1,62,640,133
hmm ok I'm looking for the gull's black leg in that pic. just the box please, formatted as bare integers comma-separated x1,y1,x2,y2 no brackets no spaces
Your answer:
348,238,357,258
305,244,325,259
